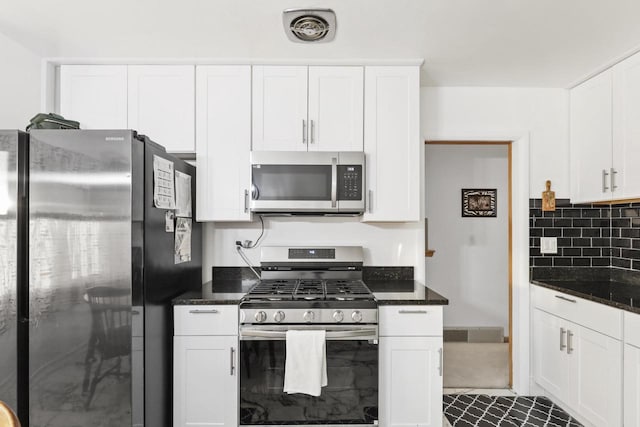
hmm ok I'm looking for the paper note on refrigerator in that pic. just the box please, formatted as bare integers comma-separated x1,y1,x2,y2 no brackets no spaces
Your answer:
174,170,192,218
153,155,175,209
174,218,192,264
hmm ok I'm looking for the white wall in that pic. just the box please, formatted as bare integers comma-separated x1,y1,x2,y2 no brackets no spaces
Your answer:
422,87,569,197
0,33,41,129
202,218,425,282
425,145,509,334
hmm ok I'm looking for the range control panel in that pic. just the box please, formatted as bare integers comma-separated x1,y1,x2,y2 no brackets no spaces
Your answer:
337,165,363,201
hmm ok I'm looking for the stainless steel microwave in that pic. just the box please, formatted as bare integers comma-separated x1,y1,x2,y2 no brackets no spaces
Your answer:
250,151,365,215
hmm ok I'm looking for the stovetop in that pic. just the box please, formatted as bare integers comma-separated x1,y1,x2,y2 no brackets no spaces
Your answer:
243,279,374,302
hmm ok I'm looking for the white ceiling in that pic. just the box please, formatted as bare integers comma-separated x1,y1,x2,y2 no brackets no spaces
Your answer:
2,0,640,87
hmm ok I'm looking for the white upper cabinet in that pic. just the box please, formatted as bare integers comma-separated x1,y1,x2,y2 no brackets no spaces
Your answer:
307,66,364,151
128,65,195,152
252,65,364,152
362,66,420,222
252,66,308,151
569,69,613,203
570,50,640,203
196,65,252,222
59,65,128,129
612,51,640,199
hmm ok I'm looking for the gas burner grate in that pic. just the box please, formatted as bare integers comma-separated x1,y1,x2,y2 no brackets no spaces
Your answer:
325,279,373,300
244,279,297,300
294,280,325,300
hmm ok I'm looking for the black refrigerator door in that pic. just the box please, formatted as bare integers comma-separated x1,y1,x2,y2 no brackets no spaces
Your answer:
0,131,22,415
142,139,201,427
27,130,134,427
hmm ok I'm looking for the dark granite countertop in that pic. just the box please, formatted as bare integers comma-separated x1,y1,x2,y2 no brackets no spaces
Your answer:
368,280,449,305
531,279,640,315
172,279,259,305
173,279,449,306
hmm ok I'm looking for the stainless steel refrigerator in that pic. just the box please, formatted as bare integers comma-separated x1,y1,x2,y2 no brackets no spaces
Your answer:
0,129,202,427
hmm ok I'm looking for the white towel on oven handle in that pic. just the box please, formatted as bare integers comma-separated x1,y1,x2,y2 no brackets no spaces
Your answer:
283,329,328,396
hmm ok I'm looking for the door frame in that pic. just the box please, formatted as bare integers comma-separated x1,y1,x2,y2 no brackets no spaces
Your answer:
424,134,530,395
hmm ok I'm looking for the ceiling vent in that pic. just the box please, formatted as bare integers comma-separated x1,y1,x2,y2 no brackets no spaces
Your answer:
283,8,336,43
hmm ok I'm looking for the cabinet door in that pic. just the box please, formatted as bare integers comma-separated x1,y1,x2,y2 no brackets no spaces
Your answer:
196,66,251,222
569,70,613,203
59,65,127,129
362,66,420,222
128,65,195,152
379,336,443,427
613,51,640,199
173,336,238,427
568,325,622,427
307,66,364,151
625,343,640,427
532,309,569,402
252,66,308,151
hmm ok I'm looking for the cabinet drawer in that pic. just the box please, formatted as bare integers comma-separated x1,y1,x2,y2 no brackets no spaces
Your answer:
532,285,622,339
625,311,640,347
379,306,443,337
174,305,238,336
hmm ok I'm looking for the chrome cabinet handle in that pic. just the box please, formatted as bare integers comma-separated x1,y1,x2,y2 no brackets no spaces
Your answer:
244,189,249,213
302,119,307,144
439,347,443,377
188,309,219,314
230,347,235,375
368,190,373,213
611,168,618,191
567,330,574,354
560,327,567,351
331,157,337,208
398,310,428,314
602,169,609,192
310,119,315,144
555,295,577,303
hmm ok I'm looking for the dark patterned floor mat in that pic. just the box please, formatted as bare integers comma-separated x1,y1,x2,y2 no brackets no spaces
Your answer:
443,395,583,427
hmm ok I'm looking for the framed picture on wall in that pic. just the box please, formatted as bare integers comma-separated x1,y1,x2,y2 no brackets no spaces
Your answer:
461,189,497,217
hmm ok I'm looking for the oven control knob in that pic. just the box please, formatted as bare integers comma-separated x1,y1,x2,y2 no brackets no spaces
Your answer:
254,311,267,323
333,310,344,323
352,310,363,323
273,311,285,323
303,311,315,323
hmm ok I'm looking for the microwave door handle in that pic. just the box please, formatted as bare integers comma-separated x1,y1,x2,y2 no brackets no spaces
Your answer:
331,157,337,208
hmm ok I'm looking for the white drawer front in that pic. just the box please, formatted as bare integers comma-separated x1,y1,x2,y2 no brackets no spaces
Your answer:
379,305,443,337
625,311,640,347
532,284,622,340
174,305,239,336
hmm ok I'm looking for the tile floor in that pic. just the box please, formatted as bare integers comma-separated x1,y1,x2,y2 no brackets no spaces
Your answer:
443,389,517,426
442,389,583,427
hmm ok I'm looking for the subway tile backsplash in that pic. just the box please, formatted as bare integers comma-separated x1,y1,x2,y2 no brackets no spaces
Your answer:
529,199,640,272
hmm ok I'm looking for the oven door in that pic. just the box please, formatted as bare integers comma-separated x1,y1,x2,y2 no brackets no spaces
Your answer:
239,325,378,426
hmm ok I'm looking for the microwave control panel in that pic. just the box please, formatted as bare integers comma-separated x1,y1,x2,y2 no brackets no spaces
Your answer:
337,165,363,200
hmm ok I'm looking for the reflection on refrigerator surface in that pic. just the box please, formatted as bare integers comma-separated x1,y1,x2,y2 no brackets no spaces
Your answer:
28,135,132,426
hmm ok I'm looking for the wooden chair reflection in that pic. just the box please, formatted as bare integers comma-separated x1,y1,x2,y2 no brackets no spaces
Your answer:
0,401,20,427
82,286,131,410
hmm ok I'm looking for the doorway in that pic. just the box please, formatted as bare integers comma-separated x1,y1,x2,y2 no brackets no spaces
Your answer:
425,141,513,390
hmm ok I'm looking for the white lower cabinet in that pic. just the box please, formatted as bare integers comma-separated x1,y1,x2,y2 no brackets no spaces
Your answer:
380,336,443,427
568,325,622,427
532,309,569,402
531,286,623,427
379,306,443,427
625,343,640,427
174,306,238,427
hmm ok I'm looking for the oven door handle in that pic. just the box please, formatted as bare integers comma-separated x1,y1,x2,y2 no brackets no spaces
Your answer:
240,327,377,341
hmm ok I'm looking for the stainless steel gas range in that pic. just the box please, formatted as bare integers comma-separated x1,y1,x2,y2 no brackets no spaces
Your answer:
239,246,379,426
